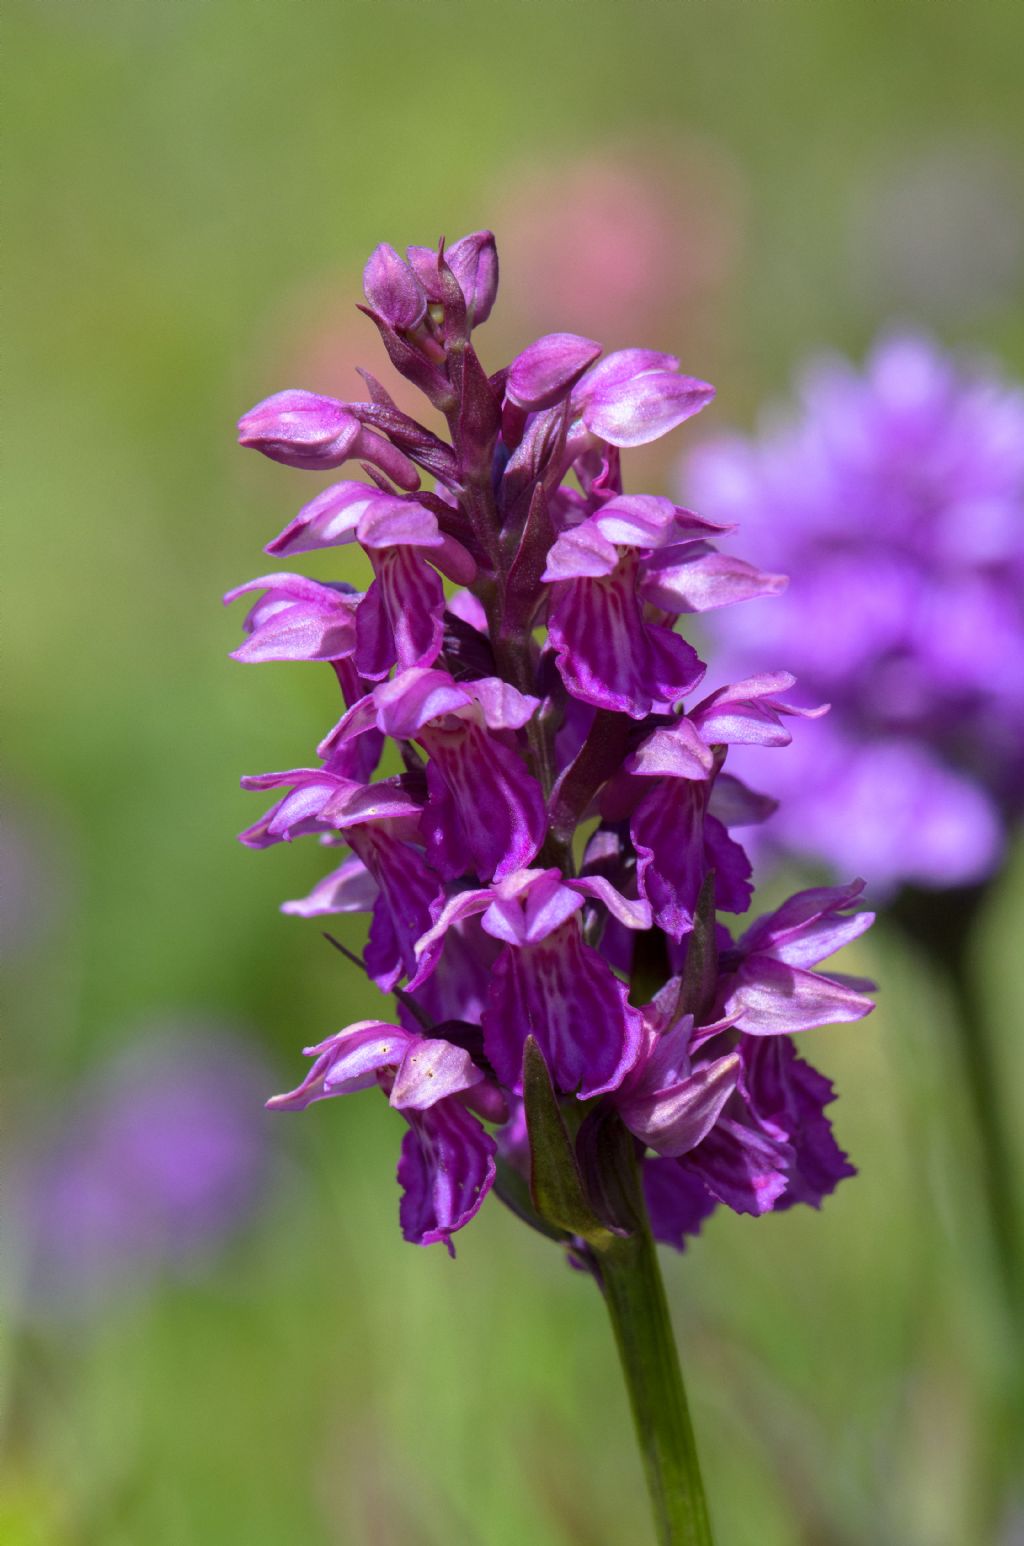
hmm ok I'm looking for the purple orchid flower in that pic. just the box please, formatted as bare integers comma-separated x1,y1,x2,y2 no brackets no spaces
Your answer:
238,389,422,488
229,228,875,1257
268,1019,499,1253
410,867,650,1100
224,573,360,664
320,667,547,881
711,880,876,1037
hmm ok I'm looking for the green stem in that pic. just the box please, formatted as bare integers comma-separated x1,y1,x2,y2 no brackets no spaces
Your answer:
597,1220,714,1546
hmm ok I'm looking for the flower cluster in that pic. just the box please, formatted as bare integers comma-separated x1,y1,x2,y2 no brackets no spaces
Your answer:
684,334,1024,894
229,231,874,1255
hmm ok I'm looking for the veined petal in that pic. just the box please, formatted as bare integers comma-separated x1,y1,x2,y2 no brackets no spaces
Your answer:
507,332,603,411
619,1053,741,1157
348,826,441,985
397,1103,496,1252
267,1021,414,1110
483,926,643,1098
708,773,778,827
369,547,445,674
409,888,495,989
627,720,715,781
569,874,652,931
373,667,470,738
639,546,788,614
356,496,443,551
582,371,715,448
592,494,726,549
542,522,621,582
632,780,708,942
547,564,705,719
419,720,545,881
265,481,377,556
389,1038,485,1110
444,229,499,326
693,673,827,746
234,600,356,664
578,349,680,394
737,880,873,966
643,1159,718,1250
281,856,378,917
363,243,428,331
725,955,876,1034
742,1038,855,1208
463,677,541,731
684,1116,791,1215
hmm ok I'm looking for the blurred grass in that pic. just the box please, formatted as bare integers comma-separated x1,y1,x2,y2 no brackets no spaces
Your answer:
4,2,1024,1543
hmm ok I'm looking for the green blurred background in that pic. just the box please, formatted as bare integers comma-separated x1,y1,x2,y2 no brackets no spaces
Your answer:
4,3,1023,1542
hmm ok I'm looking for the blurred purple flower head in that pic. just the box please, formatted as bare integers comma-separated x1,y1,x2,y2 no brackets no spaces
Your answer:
229,228,874,1255
684,334,1024,894
8,1022,274,1318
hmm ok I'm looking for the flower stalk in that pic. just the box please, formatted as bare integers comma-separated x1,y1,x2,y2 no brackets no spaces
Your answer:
599,1219,714,1546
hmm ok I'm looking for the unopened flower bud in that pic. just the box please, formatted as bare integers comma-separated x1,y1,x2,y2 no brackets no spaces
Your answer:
363,243,428,332
238,390,361,469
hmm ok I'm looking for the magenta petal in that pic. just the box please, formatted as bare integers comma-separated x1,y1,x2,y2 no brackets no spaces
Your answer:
592,494,723,549
465,677,540,731
265,482,377,556
643,1159,718,1250
693,673,827,746
477,870,583,947
348,827,441,987
356,496,443,551
577,350,680,404
389,1038,484,1110
627,720,714,780
237,390,360,469
483,926,642,1098
703,815,754,915
632,781,707,941
507,332,603,411
743,1038,855,1208
547,566,705,718
373,667,469,738
369,548,445,673
281,856,378,917
582,372,715,449
569,874,652,931
444,230,499,326
397,1103,496,1251
725,954,875,1034
620,1052,741,1157
684,1116,791,1215
225,573,359,664
267,1021,413,1110
354,581,396,680
363,243,428,331
408,888,494,991
737,880,873,967
639,546,788,614
708,773,778,828
542,522,621,581
419,721,545,881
